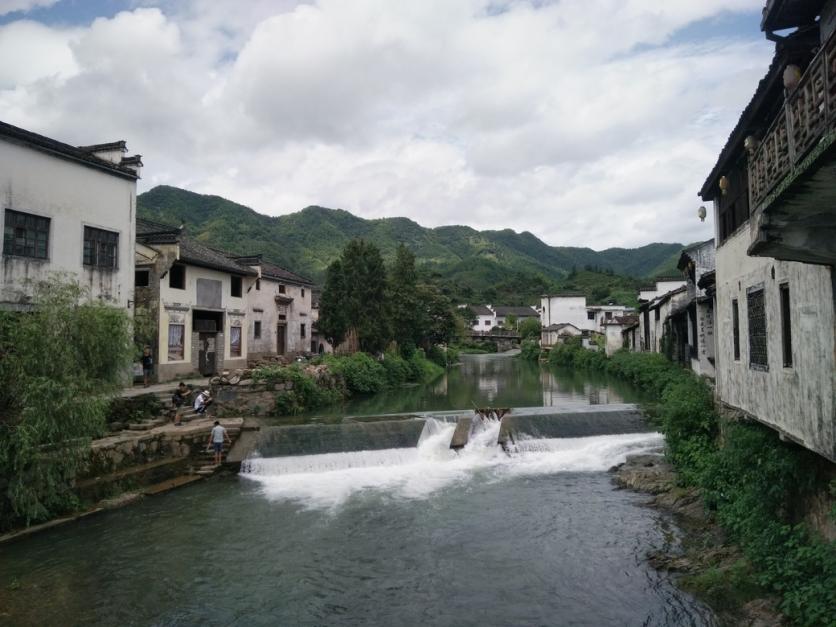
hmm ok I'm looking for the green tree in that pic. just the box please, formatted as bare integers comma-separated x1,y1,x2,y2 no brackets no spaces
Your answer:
388,244,421,352
0,277,133,529
518,317,541,340
318,240,390,353
416,284,457,347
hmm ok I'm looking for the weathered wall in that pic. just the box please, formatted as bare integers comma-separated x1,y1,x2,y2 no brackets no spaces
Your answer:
541,296,591,330
156,262,251,381
715,228,835,461
247,277,313,356
0,138,136,307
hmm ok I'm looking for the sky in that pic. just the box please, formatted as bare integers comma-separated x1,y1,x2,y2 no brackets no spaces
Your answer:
0,0,773,249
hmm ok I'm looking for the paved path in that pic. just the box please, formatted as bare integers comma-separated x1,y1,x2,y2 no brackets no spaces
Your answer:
120,376,211,398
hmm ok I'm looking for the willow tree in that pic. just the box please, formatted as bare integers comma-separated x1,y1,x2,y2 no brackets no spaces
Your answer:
0,277,133,529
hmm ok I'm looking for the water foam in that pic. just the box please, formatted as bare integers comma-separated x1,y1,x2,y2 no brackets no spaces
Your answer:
240,418,663,509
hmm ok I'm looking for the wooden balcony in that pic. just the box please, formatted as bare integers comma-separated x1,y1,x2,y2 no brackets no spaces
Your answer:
747,32,836,265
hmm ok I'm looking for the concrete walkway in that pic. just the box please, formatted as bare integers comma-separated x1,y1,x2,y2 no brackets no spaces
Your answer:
120,376,211,398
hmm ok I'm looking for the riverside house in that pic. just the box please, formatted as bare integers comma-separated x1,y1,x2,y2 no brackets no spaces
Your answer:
635,278,687,354
539,293,633,348
492,305,539,328
674,240,716,377
224,255,314,357
135,219,257,382
0,120,141,309
698,0,835,462
461,304,496,331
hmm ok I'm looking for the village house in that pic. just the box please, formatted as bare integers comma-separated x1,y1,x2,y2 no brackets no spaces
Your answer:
0,120,142,309
492,305,539,328
540,322,583,348
635,278,687,353
602,316,639,357
461,304,496,331
674,240,716,377
135,219,257,382
224,254,314,357
698,0,835,462
310,291,333,355
539,293,633,348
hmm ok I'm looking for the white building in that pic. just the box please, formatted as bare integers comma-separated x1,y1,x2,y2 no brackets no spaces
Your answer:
637,285,688,354
0,120,141,309
540,293,633,346
675,240,716,377
541,322,583,348
229,255,314,357
492,305,539,328
462,304,496,331
602,316,639,356
697,1,835,462
135,219,257,382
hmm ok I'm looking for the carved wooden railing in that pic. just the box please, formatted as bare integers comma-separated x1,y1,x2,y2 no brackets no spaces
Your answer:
749,32,836,207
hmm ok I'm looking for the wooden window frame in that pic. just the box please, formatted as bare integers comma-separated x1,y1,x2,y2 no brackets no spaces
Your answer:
230,326,242,357
168,323,185,361
746,287,768,371
83,226,119,269
3,209,50,260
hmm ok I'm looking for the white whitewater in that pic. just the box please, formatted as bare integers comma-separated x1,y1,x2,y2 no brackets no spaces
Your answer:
240,418,664,509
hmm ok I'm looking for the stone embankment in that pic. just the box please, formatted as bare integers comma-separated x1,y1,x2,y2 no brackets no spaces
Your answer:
611,454,783,627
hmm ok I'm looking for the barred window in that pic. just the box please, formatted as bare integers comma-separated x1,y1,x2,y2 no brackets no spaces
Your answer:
732,299,740,360
3,209,49,259
83,226,118,269
254,320,262,339
747,288,767,370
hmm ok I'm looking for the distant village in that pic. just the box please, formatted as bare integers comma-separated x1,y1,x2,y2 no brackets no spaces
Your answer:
1,0,835,477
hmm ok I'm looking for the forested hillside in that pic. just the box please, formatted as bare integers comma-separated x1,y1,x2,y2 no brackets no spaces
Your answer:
137,185,681,304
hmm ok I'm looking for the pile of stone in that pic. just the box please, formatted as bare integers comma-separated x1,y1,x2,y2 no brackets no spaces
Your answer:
210,368,255,387
248,355,292,369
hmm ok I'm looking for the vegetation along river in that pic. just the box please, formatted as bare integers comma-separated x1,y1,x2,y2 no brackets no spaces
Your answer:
0,354,717,626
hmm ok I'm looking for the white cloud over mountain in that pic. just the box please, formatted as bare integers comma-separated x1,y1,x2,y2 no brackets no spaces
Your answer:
0,0,772,248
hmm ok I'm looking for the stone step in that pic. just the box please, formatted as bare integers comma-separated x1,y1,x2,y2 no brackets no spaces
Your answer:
142,474,203,496
127,421,155,431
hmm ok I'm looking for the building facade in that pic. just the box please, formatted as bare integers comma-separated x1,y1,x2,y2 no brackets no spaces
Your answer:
675,240,716,377
231,256,314,358
1,121,141,309
698,0,836,461
540,293,633,348
135,219,257,382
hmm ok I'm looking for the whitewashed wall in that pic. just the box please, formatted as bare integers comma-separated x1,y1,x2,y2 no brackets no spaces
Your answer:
247,277,312,356
715,227,835,462
0,139,136,307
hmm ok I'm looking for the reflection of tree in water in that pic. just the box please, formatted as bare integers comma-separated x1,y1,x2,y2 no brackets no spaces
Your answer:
295,355,650,421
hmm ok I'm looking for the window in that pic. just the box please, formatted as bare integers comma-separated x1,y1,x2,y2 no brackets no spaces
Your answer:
279,314,287,321
168,323,185,361
254,320,262,339
605,311,613,320
3,209,49,259
83,226,118,269
484,320,491,326
230,326,242,357
278,284,286,294
718,163,750,244
780,284,792,367
169,263,186,290
301,323,306,339
135,269,150,287
732,299,740,360
256,278,261,291
302,288,305,297
231,275,242,298
747,288,767,370
587,311,595,320
654,308,660,321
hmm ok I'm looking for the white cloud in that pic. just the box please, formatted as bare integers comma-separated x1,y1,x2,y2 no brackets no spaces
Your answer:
0,0,772,249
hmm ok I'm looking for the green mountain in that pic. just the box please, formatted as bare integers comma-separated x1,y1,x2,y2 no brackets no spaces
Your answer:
137,185,683,304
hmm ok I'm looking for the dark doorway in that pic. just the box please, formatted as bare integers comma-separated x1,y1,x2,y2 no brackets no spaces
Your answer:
193,310,223,376
277,324,287,355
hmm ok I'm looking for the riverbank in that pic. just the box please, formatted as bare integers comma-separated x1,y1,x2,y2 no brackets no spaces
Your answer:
549,341,835,626
612,453,784,626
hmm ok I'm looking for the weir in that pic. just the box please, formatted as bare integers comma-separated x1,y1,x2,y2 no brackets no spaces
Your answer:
236,403,649,464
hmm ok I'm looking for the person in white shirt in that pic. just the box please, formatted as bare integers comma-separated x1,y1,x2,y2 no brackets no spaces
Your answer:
194,389,212,415
206,421,231,465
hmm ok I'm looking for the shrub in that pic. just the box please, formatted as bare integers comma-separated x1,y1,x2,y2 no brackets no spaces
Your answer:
252,365,343,415
326,352,386,394
519,339,541,361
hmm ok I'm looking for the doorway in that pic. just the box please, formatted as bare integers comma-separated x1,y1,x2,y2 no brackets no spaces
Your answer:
277,323,287,355
198,332,217,375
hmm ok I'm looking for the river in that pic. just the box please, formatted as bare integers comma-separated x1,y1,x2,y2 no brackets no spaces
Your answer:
0,354,716,626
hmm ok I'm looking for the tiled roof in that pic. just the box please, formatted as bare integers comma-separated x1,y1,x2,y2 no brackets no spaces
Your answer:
543,323,580,332
465,305,493,316
259,260,313,286
136,218,255,275
0,119,140,180
493,306,538,317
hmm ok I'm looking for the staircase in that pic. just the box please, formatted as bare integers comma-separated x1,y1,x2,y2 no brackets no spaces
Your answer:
190,425,241,477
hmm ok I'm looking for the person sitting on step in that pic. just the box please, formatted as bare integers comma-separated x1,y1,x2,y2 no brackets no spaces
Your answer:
194,389,213,415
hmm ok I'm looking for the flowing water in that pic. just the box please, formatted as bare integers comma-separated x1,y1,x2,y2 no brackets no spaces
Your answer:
0,355,717,626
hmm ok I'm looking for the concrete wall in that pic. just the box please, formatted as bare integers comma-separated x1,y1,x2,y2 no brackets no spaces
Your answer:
156,261,250,381
247,277,312,356
715,228,835,462
541,296,592,330
0,138,136,307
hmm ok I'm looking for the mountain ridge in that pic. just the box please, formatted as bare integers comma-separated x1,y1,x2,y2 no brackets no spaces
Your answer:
136,185,683,302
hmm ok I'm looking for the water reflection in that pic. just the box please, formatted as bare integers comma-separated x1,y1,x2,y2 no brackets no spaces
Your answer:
299,354,649,421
